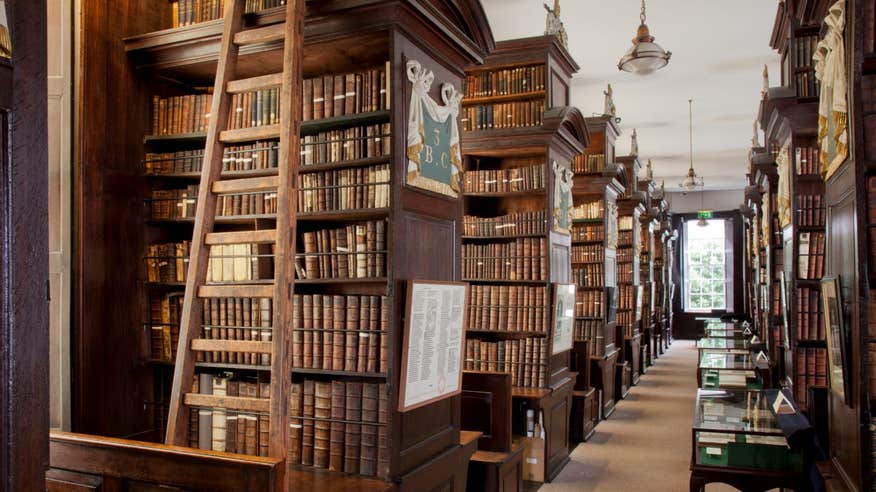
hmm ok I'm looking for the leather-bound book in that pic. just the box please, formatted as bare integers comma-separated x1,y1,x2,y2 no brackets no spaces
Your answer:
302,295,313,368
302,380,315,465
332,295,346,371
345,296,360,372
211,375,228,452
198,373,213,451
226,380,238,454
258,382,270,456
322,295,333,369
289,383,303,464
368,296,380,373
377,384,389,479
329,381,346,471
313,381,332,468
344,382,362,473
312,295,323,369
360,383,378,476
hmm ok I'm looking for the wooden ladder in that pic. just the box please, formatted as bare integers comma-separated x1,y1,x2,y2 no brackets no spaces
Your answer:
165,0,303,461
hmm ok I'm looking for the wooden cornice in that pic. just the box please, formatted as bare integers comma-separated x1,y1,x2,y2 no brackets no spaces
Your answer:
544,106,590,153
584,115,621,142
483,35,579,77
462,106,589,158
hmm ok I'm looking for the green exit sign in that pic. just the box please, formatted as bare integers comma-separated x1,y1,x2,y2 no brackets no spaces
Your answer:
697,210,713,219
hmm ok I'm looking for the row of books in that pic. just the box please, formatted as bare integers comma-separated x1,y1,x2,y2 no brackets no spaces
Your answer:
573,319,604,356
618,312,634,336
618,285,634,311
146,242,272,284
796,146,821,176
149,293,183,362
463,338,548,388
792,33,819,69
301,124,391,167
144,141,278,176
291,295,388,374
188,373,270,456
288,380,388,477
571,223,604,242
617,248,634,263
463,65,546,98
795,71,821,99
796,286,824,341
227,89,281,130
797,232,825,280
618,262,633,280
571,244,603,264
170,0,284,28
571,201,603,220
618,217,634,231
149,186,278,219
463,164,545,194
199,297,273,365
461,100,545,131
575,290,604,318
462,239,548,281
302,65,391,121
298,164,391,214
462,210,548,237
300,220,387,280
151,94,212,136
571,154,605,174
793,347,827,405
146,241,191,283
467,285,549,333
573,265,605,286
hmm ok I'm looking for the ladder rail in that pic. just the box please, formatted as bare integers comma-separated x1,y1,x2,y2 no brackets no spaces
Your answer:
165,0,248,447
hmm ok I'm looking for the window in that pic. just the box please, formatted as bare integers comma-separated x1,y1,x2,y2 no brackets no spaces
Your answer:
684,219,727,312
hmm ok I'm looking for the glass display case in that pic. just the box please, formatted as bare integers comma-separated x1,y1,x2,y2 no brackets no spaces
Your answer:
692,389,802,472
698,352,762,390
696,337,753,354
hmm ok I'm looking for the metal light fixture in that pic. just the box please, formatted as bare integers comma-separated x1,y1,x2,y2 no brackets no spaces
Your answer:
679,99,704,192
618,0,671,75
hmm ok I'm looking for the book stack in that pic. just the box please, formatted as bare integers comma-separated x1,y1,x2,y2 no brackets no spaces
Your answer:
144,141,279,176
199,297,273,366
463,65,546,97
462,238,548,281
618,217,633,231
463,338,547,387
794,348,827,404
207,243,270,283
575,290,603,318
146,241,191,283
572,264,605,286
571,153,605,174
170,0,286,28
463,210,548,237
150,293,183,362
467,285,549,333
575,319,604,357
616,247,634,263
796,146,821,176
298,164,391,214
571,223,604,242
796,195,824,226
792,33,820,98
290,294,388,374
149,186,278,219
152,94,213,135
227,89,281,129
570,200,603,220
302,65,391,121
462,164,546,194
617,262,633,279
300,124,391,166
299,220,387,280
288,381,388,477
797,232,825,280
618,284,635,337
461,100,545,131
795,70,820,98
795,286,824,341
572,244,603,264
187,374,271,456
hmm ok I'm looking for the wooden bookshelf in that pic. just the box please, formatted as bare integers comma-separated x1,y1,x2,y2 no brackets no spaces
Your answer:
636,180,657,372
616,154,645,389
460,34,584,484
572,115,623,419
74,1,495,489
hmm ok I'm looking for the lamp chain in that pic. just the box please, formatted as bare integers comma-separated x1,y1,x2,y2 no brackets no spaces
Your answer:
640,0,647,25
689,98,694,173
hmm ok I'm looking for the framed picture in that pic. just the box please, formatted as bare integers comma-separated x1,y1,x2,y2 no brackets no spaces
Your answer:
779,273,793,387
551,283,576,355
821,275,849,405
398,280,468,412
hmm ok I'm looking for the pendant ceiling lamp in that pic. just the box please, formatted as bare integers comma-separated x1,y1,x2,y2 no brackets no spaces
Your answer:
618,0,671,75
679,99,704,192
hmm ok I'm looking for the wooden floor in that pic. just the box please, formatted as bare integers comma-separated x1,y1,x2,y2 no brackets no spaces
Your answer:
535,340,738,492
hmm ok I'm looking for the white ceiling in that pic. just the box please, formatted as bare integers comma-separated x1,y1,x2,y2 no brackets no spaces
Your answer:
480,0,781,191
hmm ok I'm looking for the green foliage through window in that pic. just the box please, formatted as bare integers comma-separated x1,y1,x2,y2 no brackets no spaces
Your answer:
684,220,726,311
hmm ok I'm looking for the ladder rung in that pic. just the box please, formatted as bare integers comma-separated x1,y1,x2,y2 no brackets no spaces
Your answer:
205,230,277,245
191,339,273,354
212,175,279,194
199,284,274,298
220,125,281,144
227,73,283,94
233,23,285,46
184,393,270,413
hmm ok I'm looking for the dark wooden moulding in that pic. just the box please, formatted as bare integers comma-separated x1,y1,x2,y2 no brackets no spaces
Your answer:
460,34,587,484
71,1,497,491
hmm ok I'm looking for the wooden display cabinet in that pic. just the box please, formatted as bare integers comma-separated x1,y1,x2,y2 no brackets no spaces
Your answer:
73,1,496,489
460,34,585,484
572,115,623,419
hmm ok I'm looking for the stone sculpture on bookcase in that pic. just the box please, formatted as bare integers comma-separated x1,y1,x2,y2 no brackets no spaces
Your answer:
553,160,574,235
814,0,848,179
606,201,619,249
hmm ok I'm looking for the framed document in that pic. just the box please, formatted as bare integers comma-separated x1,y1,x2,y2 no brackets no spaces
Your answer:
551,283,576,355
821,275,849,405
399,280,468,412
635,285,644,322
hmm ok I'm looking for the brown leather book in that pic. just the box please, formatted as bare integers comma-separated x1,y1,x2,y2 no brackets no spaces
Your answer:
377,384,389,479
292,295,303,368
344,382,362,473
360,383,378,476
322,295,333,369
313,381,332,468
329,381,346,471
302,295,313,368
302,78,313,121
312,295,323,369
379,296,389,372
288,382,302,464
302,380,315,465
368,296,380,373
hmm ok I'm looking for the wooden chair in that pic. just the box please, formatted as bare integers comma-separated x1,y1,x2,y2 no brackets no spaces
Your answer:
461,372,524,492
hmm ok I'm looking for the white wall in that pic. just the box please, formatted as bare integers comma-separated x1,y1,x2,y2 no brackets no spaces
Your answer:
666,190,742,214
